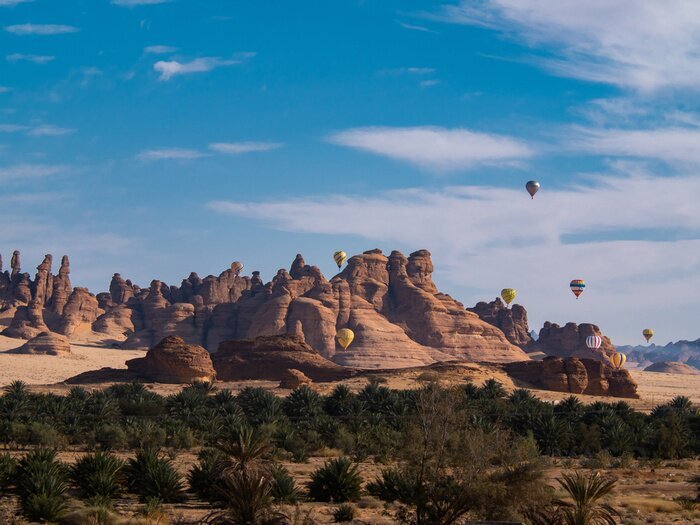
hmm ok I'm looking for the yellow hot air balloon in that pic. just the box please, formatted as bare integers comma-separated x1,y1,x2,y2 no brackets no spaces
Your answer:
501,288,516,307
336,328,354,350
333,251,347,269
611,352,627,369
643,328,654,343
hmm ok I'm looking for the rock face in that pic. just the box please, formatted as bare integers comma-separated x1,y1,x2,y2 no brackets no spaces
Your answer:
8,331,71,356
529,322,616,364
1,248,531,369
467,298,533,347
213,334,351,381
279,368,312,389
82,249,527,369
126,336,216,383
644,361,699,375
504,356,638,398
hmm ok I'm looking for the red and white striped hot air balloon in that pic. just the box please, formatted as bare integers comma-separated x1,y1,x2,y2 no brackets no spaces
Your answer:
586,335,602,351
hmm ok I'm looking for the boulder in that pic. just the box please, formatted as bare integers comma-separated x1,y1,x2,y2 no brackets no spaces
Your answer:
530,322,616,364
126,336,216,383
213,334,351,382
279,368,312,389
504,356,638,398
8,331,71,356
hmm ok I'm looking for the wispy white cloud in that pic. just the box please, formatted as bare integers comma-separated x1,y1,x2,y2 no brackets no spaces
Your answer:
112,0,172,5
209,142,283,155
327,126,534,170
144,45,178,54
0,163,67,181
136,148,207,161
0,0,34,6
419,79,440,88
28,124,75,137
571,126,700,165
6,53,55,64
396,20,438,34
434,1,700,92
5,23,78,35
208,166,700,343
0,124,27,132
154,54,254,81
0,86,10,93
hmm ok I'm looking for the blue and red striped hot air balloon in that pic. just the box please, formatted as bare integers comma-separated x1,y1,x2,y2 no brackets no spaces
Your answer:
570,279,585,299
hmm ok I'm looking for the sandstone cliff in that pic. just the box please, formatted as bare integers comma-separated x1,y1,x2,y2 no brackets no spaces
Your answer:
0,249,531,369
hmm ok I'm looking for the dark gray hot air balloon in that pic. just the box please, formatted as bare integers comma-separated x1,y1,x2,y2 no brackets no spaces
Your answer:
526,180,540,199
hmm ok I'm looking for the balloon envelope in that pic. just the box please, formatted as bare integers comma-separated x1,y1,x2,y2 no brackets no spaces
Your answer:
586,335,602,351
570,279,586,299
231,261,243,274
336,328,355,350
526,180,540,199
333,251,347,269
612,352,627,369
643,328,654,342
501,288,516,306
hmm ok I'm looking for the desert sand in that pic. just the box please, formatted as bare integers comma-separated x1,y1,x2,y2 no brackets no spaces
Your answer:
0,332,145,386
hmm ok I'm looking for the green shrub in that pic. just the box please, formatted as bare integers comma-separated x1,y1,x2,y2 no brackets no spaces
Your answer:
28,422,65,448
94,423,127,450
0,453,17,489
170,424,197,449
333,503,356,523
283,385,323,422
237,387,283,426
188,448,227,502
270,464,299,503
126,449,185,503
307,457,362,502
70,451,125,500
16,449,68,523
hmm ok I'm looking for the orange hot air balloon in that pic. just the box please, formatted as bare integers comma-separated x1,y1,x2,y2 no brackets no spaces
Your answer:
611,352,627,369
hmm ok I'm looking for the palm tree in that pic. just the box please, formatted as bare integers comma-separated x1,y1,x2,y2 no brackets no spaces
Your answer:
556,471,618,525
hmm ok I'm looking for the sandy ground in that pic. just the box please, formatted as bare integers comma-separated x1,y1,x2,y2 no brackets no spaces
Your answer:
0,331,145,387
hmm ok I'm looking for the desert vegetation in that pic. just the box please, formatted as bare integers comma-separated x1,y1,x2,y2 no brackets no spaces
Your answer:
0,378,698,523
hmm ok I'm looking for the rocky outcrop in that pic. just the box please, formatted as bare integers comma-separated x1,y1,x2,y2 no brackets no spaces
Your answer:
1,249,532,369
529,322,616,364
213,334,351,382
56,287,99,336
468,297,533,347
504,356,638,398
126,336,216,383
644,361,699,375
3,304,49,339
279,368,312,389
8,331,71,356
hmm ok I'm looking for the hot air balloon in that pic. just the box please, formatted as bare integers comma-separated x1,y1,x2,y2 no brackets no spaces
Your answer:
501,288,516,307
611,352,627,369
570,279,585,299
643,328,654,343
333,251,347,269
586,335,602,351
336,328,354,350
526,180,540,199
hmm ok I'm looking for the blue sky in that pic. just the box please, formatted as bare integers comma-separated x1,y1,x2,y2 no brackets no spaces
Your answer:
2,0,700,345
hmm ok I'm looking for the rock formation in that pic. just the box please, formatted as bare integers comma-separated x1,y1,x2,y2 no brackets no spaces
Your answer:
279,368,312,389
504,356,638,398
467,297,533,347
643,361,699,375
8,331,71,356
0,248,531,369
619,339,700,370
528,322,616,364
212,334,351,381
126,336,216,383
